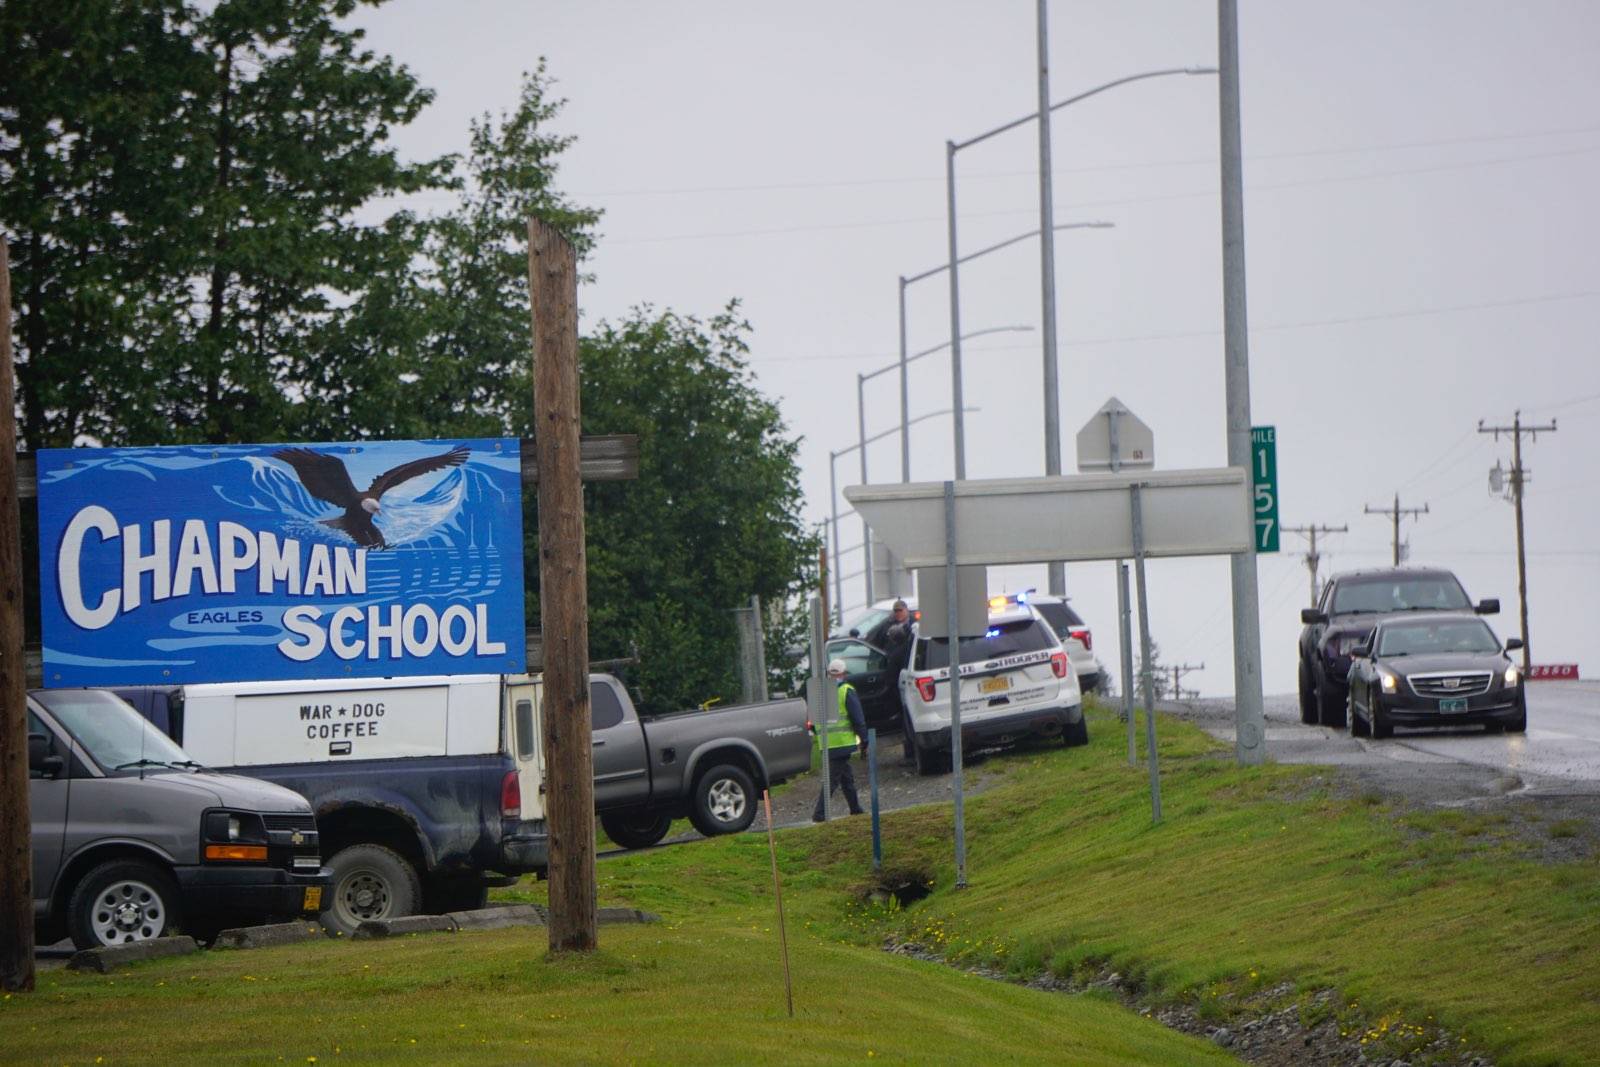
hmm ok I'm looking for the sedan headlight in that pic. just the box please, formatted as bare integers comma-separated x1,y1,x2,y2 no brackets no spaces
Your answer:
1379,669,1398,693
1504,665,1520,685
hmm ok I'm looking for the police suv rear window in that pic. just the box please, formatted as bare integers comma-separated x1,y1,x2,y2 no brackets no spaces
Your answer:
916,619,1053,670
1035,603,1083,635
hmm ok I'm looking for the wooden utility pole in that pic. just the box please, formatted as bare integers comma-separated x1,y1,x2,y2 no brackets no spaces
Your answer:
529,219,596,953
1364,493,1429,566
1479,412,1556,675
1283,523,1348,606
0,237,35,992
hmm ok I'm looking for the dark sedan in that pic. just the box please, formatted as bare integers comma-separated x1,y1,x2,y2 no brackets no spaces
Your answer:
1346,614,1526,738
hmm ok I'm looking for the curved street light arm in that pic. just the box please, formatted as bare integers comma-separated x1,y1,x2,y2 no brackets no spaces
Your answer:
954,66,1218,152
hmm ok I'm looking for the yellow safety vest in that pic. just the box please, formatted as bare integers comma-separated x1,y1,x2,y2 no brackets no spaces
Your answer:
816,681,862,753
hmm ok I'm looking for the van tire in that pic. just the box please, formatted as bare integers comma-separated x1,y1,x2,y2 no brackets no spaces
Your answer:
322,844,420,936
689,764,756,837
67,859,181,950
601,811,675,850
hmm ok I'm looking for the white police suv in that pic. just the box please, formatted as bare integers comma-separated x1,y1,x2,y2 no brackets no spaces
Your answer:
899,599,1086,775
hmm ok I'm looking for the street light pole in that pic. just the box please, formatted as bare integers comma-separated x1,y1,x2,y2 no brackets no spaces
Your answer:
944,140,967,480
897,276,911,484
1218,0,1265,766
856,373,873,604
1036,0,1065,598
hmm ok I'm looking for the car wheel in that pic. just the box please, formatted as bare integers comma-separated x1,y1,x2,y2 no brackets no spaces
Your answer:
690,764,756,837
1062,716,1089,748
600,810,676,850
1298,660,1319,725
1370,700,1393,740
1349,691,1370,738
1506,699,1528,734
321,844,421,937
1315,666,1347,729
901,718,917,763
912,740,947,777
67,859,181,950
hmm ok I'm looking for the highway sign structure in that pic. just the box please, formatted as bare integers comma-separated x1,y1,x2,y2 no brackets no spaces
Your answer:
1251,426,1279,553
1076,397,1154,472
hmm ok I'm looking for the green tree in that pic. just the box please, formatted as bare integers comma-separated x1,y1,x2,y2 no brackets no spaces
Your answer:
1,0,445,448
573,307,818,714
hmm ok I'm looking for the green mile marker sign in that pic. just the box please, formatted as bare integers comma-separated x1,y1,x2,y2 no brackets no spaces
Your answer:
1251,426,1279,553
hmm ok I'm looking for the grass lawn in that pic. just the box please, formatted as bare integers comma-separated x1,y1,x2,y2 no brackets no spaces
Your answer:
5,703,1595,1065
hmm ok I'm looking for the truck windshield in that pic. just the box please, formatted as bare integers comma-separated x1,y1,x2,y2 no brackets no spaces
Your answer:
1331,576,1470,615
32,689,194,773
916,619,1053,670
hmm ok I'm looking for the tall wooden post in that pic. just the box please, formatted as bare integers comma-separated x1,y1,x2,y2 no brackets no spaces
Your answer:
529,220,596,953
0,237,36,991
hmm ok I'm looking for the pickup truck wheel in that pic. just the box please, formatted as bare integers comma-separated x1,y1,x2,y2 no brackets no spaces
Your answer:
1298,660,1319,725
601,811,675,850
1315,666,1347,729
67,859,181,950
322,844,420,936
690,764,756,837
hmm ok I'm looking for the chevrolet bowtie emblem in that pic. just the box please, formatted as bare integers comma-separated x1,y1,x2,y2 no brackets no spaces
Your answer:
290,831,305,846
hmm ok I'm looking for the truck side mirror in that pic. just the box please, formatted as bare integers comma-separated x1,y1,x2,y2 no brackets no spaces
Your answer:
28,733,64,779
1504,637,1524,652
1301,608,1327,625
1475,599,1500,615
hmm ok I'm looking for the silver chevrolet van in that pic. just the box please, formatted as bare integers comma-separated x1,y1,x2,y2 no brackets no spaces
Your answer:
28,688,331,949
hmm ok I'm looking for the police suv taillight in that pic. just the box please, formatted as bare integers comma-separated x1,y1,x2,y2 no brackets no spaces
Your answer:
500,770,521,819
1050,652,1070,679
915,676,937,703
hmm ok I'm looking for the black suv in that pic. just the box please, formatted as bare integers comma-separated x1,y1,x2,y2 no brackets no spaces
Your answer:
1296,567,1498,728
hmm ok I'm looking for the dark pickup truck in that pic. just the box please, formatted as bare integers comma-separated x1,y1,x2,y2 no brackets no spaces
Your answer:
120,672,810,931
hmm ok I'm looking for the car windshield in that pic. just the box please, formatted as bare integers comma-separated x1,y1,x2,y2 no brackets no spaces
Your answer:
839,607,889,638
915,619,1055,670
32,689,193,772
1034,602,1084,637
1331,575,1470,615
1377,619,1501,657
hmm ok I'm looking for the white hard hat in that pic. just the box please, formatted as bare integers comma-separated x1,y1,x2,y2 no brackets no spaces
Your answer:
827,659,847,676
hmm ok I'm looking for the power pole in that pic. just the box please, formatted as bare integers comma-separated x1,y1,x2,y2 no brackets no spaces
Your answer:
1364,494,1429,566
529,219,597,954
1168,662,1204,701
1479,411,1556,674
1,237,36,993
1283,523,1348,606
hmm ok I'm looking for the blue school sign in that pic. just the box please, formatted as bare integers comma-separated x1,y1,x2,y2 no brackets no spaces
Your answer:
35,439,527,686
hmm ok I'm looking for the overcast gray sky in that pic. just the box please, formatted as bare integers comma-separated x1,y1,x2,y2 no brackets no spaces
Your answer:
352,1,1600,697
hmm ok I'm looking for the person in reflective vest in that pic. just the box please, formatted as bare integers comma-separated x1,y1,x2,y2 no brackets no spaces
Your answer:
812,659,867,822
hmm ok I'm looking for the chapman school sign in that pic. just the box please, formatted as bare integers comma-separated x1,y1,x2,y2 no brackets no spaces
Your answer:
35,439,526,686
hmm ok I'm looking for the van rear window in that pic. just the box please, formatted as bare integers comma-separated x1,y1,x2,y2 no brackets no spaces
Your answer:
916,619,1053,670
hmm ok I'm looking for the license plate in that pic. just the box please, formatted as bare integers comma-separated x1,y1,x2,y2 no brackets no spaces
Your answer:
1439,697,1468,713
979,676,1011,695
303,886,323,911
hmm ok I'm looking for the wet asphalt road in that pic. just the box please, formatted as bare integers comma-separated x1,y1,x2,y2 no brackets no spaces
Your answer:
1172,680,1600,798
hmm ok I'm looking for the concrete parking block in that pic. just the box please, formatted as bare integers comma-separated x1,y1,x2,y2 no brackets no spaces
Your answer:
67,936,199,973
448,903,547,930
212,922,325,950
597,907,660,925
352,914,458,939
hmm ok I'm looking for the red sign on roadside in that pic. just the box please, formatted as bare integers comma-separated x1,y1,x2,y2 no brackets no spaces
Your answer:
1527,664,1580,680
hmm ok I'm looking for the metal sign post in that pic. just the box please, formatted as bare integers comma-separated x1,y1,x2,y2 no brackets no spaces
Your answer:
1131,484,1162,823
807,596,831,821
944,481,967,888
1118,562,1135,765
868,728,882,871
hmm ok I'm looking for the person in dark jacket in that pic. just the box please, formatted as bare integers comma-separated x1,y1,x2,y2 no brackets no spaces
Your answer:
812,659,867,821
